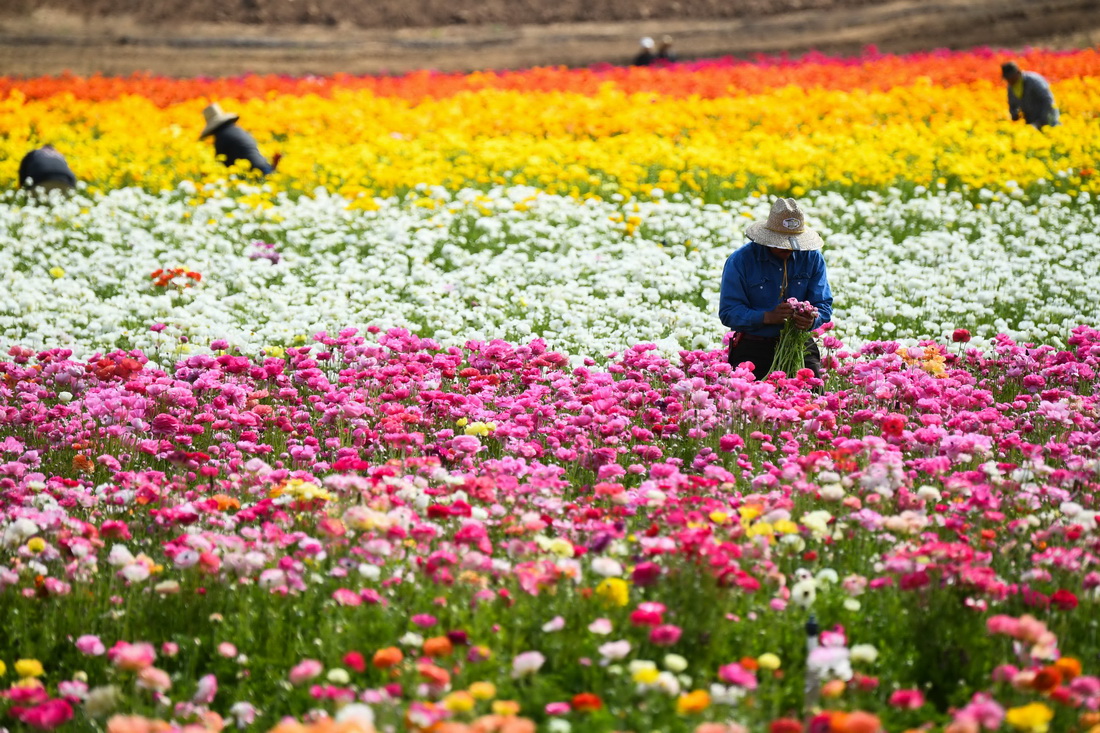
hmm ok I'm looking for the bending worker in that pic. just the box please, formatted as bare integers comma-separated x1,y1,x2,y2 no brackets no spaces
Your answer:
200,103,281,175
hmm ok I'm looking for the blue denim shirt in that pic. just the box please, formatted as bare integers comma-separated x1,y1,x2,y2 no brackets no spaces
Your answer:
719,241,833,338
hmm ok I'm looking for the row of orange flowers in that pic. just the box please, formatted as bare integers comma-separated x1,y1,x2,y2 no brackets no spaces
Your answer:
2,46,1098,104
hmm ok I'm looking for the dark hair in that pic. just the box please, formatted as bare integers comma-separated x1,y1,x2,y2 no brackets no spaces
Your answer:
1001,61,1021,80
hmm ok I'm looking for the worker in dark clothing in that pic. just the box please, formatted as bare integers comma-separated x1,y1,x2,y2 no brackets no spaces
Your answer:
633,37,657,67
656,35,677,63
1001,62,1059,129
18,145,77,191
200,103,281,175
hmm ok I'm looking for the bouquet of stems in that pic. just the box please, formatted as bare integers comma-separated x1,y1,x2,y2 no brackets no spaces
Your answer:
768,298,817,376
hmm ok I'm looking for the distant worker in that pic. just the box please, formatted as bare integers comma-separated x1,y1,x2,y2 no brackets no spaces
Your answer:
633,37,656,66
1001,61,1059,130
200,103,281,175
656,35,677,63
18,145,76,192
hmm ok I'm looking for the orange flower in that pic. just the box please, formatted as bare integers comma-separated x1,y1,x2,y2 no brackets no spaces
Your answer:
738,656,760,671
423,636,454,658
676,690,711,714
418,662,451,687
210,494,240,511
72,454,94,474
830,711,882,733
372,647,403,669
1055,657,1083,680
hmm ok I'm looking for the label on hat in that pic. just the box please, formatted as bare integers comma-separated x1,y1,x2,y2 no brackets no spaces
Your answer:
782,218,801,230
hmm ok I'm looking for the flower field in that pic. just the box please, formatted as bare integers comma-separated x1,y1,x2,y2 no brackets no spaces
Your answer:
2,45,1100,733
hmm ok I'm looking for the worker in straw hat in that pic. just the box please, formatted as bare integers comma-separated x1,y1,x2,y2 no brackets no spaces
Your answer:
633,37,657,66
200,103,281,175
719,198,833,382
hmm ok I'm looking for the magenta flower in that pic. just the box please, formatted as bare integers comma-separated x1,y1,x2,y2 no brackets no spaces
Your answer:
648,624,682,646
14,699,73,730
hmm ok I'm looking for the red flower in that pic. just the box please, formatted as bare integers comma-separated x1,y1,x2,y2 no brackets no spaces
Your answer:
952,328,972,343
770,719,804,733
571,693,603,712
342,651,366,673
1051,589,1079,610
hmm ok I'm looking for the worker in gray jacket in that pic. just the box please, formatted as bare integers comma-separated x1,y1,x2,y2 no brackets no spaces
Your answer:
200,103,281,175
1001,62,1059,129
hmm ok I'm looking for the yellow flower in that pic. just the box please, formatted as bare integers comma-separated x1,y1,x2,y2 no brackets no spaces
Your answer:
676,690,711,714
464,421,496,436
595,577,630,607
442,691,476,713
773,519,800,535
708,511,729,524
468,681,496,700
491,700,521,716
26,537,46,553
0,660,6,676
1006,703,1054,732
757,653,781,670
632,666,660,685
265,345,286,359
14,659,44,678
456,417,468,427
48,267,65,279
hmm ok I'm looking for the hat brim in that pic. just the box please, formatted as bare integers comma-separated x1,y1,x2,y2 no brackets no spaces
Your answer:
745,220,824,251
199,113,239,139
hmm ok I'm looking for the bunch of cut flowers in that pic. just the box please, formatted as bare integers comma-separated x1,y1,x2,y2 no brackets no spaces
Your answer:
768,298,817,376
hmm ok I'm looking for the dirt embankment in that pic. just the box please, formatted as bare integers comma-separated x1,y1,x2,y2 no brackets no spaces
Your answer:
0,0,1098,77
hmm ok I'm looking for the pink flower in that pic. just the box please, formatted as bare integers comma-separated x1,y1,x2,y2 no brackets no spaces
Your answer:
889,689,925,709
512,651,546,678
136,667,172,692
217,642,237,658
717,663,758,689
16,699,74,730
648,624,682,646
192,674,217,705
545,702,571,715
288,659,324,685
75,635,106,656
411,614,438,628
632,562,662,586
332,588,362,606
108,641,156,671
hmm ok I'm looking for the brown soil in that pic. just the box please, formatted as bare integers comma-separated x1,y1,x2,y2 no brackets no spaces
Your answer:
0,0,1098,77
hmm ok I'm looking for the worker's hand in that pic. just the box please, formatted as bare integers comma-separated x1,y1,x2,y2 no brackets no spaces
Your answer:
271,152,283,170
792,307,818,331
763,302,794,325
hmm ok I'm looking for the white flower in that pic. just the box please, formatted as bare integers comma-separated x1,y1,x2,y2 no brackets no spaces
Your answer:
541,615,565,632
598,640,632,662
663,654,688,672
850,643,879,664
790,579,817,608
512,651,546,678
335,703,375,729
590,557,624,577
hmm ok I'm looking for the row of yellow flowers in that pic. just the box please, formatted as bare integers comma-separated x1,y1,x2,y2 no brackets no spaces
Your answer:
1,77,1097,199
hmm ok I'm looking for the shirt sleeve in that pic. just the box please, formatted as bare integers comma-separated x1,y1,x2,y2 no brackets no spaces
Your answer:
807,252,833,330
1008,87,1021,120
718,252,768,331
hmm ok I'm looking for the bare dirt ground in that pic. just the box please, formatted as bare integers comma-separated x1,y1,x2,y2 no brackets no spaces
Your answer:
0,0,1098,77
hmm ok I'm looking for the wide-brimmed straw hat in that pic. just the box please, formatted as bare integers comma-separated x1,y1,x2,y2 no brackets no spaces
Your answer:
199,103,240,139
745,198,824,251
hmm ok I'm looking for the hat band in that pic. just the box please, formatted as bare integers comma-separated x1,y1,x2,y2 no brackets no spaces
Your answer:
766,224,805,235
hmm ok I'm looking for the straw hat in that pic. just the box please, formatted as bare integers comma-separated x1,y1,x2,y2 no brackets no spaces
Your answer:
745,198,824,251
199,103,240,139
